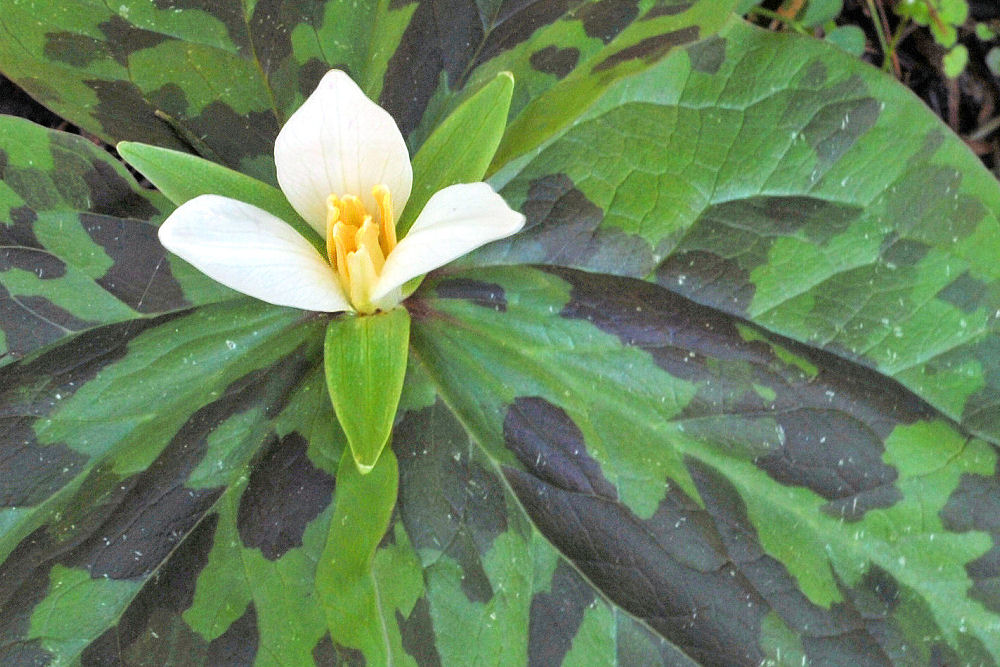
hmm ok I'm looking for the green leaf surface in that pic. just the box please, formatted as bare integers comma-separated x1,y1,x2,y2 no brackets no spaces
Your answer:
316,448,413,663
825,24,867,56
400,71,514,236
801,0,843,27
0,0,734,183
118,141,322,252
7,2,1000,665
0,114,227,366
325,308,410,471
410,265,1000,663
1,298,329,664
490,0,737,169
475,19,1000,453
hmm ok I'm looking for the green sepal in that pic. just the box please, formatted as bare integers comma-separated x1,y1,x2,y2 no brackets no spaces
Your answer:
116,141,324,254
324,308,410,472
316,447,399,658
398,70,515,236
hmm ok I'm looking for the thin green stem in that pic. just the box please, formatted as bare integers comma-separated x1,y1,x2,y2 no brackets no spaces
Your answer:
865,0,894,72
747,6,809,35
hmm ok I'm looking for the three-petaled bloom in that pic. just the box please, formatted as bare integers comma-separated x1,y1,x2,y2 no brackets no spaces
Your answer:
158,70,525,314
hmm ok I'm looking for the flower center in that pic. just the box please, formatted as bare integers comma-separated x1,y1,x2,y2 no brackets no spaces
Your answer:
326,184,397,313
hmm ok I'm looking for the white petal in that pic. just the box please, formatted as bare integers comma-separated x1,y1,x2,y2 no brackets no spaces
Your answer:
159,194,352,312
371,183,525,302
275,70,413,235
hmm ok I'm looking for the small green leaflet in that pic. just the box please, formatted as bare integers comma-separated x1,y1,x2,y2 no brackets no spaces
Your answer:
400,71,514,236
118,141,323,254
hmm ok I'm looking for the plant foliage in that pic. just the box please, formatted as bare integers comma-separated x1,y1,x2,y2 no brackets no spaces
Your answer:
2,0,1000,664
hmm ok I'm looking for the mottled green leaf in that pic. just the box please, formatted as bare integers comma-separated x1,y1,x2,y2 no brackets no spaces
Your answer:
0,0,734,184
392,369,700,666
491,0,736,169
476,20,1000,454
410,266,1000,663
0,299,328,664
0,115,223,366
801,0,843,27
7,2,1000,664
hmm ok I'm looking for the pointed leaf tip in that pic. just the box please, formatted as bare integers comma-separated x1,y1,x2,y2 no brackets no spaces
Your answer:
324,309,410,472
398,70,515,235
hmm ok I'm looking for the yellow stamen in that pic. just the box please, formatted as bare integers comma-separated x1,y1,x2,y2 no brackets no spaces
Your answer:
338,194,367,227
325,198,341,267
346,248,378,311
331,221,353,288
323,185,398,313
373,184,396,252
355,217,385,274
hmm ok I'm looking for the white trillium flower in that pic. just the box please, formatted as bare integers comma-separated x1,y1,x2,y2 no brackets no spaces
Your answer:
158,70,526,314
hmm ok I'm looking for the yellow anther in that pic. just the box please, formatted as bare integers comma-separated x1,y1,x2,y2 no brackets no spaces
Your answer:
325,197,342,267
355,217,385,274
373,185,396,253
337,194,367,227
323,185,398,313
331,221,353,288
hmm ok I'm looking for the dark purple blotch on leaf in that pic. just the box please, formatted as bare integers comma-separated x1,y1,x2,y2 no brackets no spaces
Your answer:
381,0,570,135
237,432,336,561
0,431,87,508
529,46,580,79
0,528,59,666
641,0,694,20
879,234,932,268
478,174,653,277
504,396,617,499
592,26,699,72
207,602,260,666
42,31,106,67
941,466,1000,614
799,72,880,167
395,401,507,604
686,458,921,666
97,15,170,66
501,397,768,665
63,347,313,579
435,278,507,311
87,78,188,153
397,596,443,667
0,204,68,279
71,151,160,220
80,213,188,313
685,35,725,74
528,560,596,665
313,633,365,665
577,0,639,43
0,283,102,361
555,267,927,521
655,248,756,315
80,515,221,664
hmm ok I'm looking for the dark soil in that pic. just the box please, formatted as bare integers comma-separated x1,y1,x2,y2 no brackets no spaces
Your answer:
0,76,64,129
